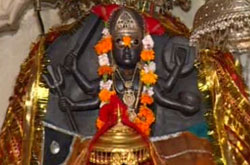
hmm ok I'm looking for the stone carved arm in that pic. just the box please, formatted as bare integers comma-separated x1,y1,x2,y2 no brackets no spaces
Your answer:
154,38,201,115
162,47,187,92
154,86,200,115
58,54,100,112
64,54,99,94
59,96,100,112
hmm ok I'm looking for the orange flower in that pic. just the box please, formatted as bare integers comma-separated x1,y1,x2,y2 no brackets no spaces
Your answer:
134,106,155,136
98,89,116,102
98,65,113,76
140,70,158,85
123,36,131,47
95,36,112,55
137,106,155,125
96,117,105,130
134,119,151,136
140,50,155,61
140,94,154,105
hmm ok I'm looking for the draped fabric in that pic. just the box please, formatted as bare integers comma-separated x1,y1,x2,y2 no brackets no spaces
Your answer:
197,50,250,164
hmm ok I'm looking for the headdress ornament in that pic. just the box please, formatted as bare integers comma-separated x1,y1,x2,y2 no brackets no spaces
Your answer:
109,7,144,36
92,5,165,35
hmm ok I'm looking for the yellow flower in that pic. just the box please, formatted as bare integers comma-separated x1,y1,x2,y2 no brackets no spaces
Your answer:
140,70,158,85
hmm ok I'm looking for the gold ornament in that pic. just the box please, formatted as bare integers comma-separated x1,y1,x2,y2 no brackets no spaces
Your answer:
197,49,250,164
90,107,151,164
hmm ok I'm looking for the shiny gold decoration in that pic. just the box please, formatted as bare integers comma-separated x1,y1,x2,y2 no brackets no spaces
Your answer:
0,36,49,164
197,49,250,164
0,21,80,164
90,107,150,164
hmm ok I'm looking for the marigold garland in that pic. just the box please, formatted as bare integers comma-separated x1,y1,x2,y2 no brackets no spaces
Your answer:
98,65,113,76
98,89,116,102
140,94,154,105
95,36,112,55
134,106,155,135
140,70,158,85
94,27,157,136
140,50,155,61
134,121,151,136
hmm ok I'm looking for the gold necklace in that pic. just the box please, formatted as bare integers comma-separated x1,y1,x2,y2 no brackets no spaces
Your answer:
114,64,140,121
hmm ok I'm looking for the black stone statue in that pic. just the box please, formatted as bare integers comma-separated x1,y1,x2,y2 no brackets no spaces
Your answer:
44,8,204,138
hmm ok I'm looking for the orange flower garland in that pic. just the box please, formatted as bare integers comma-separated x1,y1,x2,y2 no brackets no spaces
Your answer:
134,106,155,136
140,70,158,85
98,65,113,76
94,26,157,136
136,34,157,135
95,36,112,55
98,89,116,102
140,50,155,61
140,94,154,105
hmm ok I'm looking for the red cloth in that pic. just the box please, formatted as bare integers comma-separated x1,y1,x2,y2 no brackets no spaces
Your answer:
92,4,120,22
143,15,165,35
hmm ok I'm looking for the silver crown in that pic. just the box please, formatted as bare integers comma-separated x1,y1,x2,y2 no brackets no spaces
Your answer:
111,8,142,36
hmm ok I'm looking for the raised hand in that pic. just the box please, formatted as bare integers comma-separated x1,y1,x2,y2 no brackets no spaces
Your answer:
64,53,78,72
178,91,201,115
175,47,187,66
58,96,74,112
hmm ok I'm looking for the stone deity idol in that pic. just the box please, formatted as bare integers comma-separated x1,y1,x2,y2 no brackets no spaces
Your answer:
41,7,209,164
0,4,212,165
59,8,200,128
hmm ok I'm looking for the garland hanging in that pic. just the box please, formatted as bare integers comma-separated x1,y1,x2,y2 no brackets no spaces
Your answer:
94,24,157,135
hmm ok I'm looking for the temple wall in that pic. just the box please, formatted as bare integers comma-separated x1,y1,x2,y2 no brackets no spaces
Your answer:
0,1,205,127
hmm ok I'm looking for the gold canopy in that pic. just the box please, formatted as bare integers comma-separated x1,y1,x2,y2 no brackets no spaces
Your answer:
90,108,150,165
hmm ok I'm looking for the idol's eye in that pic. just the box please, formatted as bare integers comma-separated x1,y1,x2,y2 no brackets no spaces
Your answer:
116,38,122,44
116,38,121,43
132,39,139,45
115,38,124,48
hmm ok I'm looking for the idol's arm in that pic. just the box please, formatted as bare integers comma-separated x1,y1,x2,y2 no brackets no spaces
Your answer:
163,47,187,92
59,96,100,111
154,86,200,115
64,54,99,94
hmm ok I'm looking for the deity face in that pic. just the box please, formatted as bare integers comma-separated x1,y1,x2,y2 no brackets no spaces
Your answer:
109,7,144,70
112,33,143,69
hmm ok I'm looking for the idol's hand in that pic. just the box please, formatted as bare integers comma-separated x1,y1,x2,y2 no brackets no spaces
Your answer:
175,47,187,67
58,96,74,112
64,53,77,72
178,91,200,114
